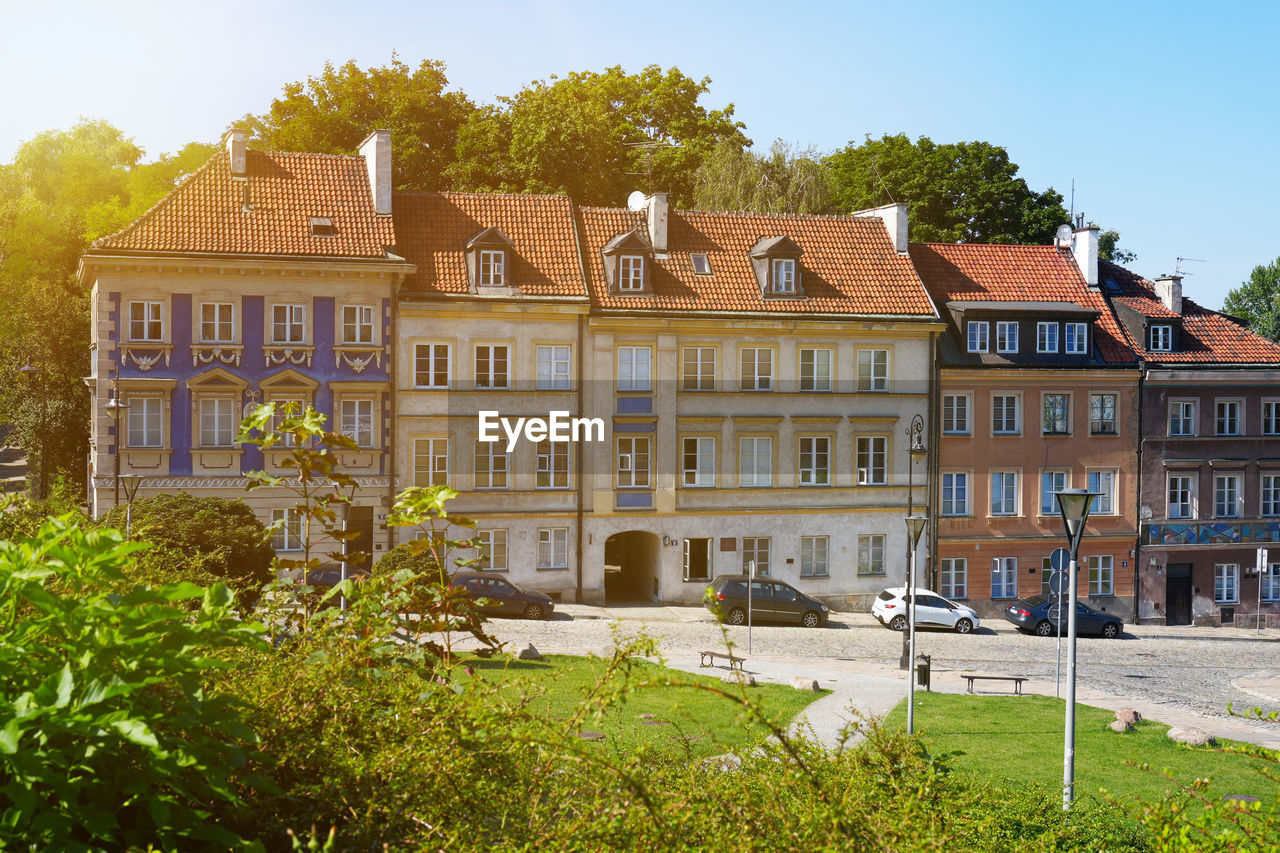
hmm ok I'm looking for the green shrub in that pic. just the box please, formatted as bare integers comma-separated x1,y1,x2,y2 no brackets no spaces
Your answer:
369,541,437,578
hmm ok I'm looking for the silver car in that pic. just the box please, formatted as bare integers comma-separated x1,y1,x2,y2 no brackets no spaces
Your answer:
872,587,980,634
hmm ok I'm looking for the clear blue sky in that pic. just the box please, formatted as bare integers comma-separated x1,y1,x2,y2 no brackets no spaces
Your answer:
3,0,1277,309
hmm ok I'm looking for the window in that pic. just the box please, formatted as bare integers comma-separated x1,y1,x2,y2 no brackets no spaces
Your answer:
940,558,967,598
129,301,163,341
991,471,1018,516
268,400,304,447
797,437,830,486
772,258,796,293
271,509,303,552
801,535,829,577
199,302,233,343
1263,474,1280,517
309,216,334,237
477,530,508,571
1040,470,1068,515
992,394,1019,435
619,255,645,291
1168,474,1195,519
536,440,570,489
738,437,772,487
1090,393,1117,435
856,436,886,485
339,399,375,448
536,345,571,389
617,346,652,391
537,528,569,570
1064,322,1088,354
1215,473,1242,518
480,249,505,286
473,441,508,489
742,537,770,576
198,398,234,447
1216,400,1242,436
1088,469,1117,515
272,304,306,343
1036,322,1058,353
1087,555,1114,596
1043,394,1070,435
967,321,989,353
1264,562,1280,603
1041,556,1054,597
1169,400,1196,436
127,398,162,448
474,345,509,389
941,472,969,516
1214,563,1239,604
1150,325,1172,351
341,305,375,344
1265,401,1280,436
857,349,889,392
683,538,712,581
413,438,448,486
857,534,885,577
943,394,970,434
996,321,1018,353
740,348,773,391
683,347,715,391
616,436,650,488
683,437,715,487
414,344,450,388
800,348,832,392
691,253,711,275
991,557,1018,599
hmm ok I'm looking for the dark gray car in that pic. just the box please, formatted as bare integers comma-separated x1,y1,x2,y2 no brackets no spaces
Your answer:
1002,595,1123,638
451,572,555,620
704,575,829,628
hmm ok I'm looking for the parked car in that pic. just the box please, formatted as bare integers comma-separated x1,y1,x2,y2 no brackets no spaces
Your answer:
704,575,830,627
871,587,980,633
450,572,555,620
1002,595,1123,638
303,564,370,607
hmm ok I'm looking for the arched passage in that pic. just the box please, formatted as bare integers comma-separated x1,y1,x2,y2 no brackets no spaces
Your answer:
603,531,661,604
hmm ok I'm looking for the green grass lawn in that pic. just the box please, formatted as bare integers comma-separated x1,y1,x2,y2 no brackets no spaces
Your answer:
460,653,823,759
884,693,1277,809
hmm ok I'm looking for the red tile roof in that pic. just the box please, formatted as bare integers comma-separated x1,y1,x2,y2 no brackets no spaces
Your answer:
909,242,1134,364
1101,260,1280,364
92,150,397,259
393,192,586,297
577,208,937,317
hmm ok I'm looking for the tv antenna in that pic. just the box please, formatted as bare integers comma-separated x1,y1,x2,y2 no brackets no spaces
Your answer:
1175,257,1206,276
1069,179,1075,222
625,138,680,196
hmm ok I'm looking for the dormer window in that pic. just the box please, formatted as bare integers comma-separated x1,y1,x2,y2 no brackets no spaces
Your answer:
466,227,516,292
480,249,505,286
772,259,796,293
1150,325,1172,351
602,229,654,295
309,217,334,237
620,255,646,291
1064,322,1088,354
749,236,804,298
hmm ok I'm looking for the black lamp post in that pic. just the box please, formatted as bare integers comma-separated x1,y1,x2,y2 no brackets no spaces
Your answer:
1054,487,1099,811
104,392,129,511
904,512,927,734
900,413,928,669
18,360,46,501
120,474,142,536
331,482,360,611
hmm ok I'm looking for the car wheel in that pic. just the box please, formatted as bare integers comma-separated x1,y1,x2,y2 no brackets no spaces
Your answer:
801,611,821,628
889,614,907,631
954,618,973,634
523,603,545,620
1034,620,1055,637
726,607,747,625
1101,622,1121,639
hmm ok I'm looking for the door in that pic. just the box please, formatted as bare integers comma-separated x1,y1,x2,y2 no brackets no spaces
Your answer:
748,580,776,619
770,582,804,622
1166,564,1193,626
915,594,953,627
486,578,522,615
463,578,499,615
348,505,374,571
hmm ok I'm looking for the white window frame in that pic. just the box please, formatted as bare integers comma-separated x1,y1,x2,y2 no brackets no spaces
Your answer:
340,399,376,449
1090,393,1118,435
414,343,450,389
1150,324,1173,351
1262,473,1280,517
1036,322,1058,353
798,436,831,487
967,321,989,353
682,436,716,488
1040,470,1069,516
801,535,830,578
995,321,1018,354
1263,562,1280,603
1064,322,1088,354
477,529,508,571
743,537,770,577
1087,469,1117,515
1264,400,1280,436
943,394,970,435
271,508,303,552
129,301,163,341
1088,555,1114,596
617,346,652,392
127,397,163,448
1042,393,1070,435
738,436,773,487
682,347,716,391
691,253,712,275
616,436,651,489
1216,399,1242,436
341,304,375,345
535,345,572,390
271,304,306,344
537,528,569,570
740,347,773,391
941,471,969,517
413,438,448,486
855,435,886,485
198,397,235,447
1169,400,1197,436
1167,473,1196,519
991,470,1019,517
474,344,510,390
799,348,832,392
991,556,1018,599
856,534,885,577
1214,473,1243,518
480,249,505,286
856,349,889,392
940,557,967,599
536,440,570,489
772,258,796,294
199,302,234,343
992,393,1020,435
619,255,645,291
1214,563,1239,604
473,440,508,490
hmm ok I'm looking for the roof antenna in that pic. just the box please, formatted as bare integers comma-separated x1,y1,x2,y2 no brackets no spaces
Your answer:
1174,257,1206,276
625,137,679,197
871,154,896,206
1069,179,1075,223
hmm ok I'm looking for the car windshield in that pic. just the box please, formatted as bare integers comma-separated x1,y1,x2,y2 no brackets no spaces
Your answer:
1022,596,1048,607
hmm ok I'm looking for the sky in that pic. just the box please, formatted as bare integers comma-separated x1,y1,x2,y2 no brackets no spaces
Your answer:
3,0,1278,309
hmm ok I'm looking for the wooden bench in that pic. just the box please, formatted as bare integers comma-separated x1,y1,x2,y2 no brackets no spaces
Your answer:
700,650,745,671
964,674,1028,695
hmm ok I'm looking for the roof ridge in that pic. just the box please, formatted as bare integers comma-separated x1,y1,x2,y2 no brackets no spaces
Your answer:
582,205,883,223
93,149,226,249
395,189,572,202
912,241,1071,250
255,149,365,161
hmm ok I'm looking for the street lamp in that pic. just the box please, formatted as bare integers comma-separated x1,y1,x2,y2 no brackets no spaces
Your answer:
1055,487,1099,811
104,392,130,510
900,413,928,669
19,360,46,501
905,512,927,735
330,482,360,611
119,474,142,536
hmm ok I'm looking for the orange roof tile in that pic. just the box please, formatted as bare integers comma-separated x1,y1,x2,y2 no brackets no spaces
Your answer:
577,207,937,317
393,192,586,297
92,150,396,259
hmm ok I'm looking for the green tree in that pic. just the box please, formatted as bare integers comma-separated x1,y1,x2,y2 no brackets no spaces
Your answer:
241,55,475,191
1098,228,1137,265
691,139,838,215
1223,257,1280,341
825,133,1068,244
450,64,749,206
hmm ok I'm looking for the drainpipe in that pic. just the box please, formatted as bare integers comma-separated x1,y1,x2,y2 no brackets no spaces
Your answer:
1132,360,1145,623
575,312,585,603
927,329,941,590
387,280,401,550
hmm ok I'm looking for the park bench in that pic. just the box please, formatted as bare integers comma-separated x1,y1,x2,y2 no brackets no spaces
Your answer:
963,674,1028,695
699,650,746,671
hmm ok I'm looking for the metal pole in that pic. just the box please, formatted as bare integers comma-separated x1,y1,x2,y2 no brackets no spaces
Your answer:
901,445,915,670
37,361,46,502
747,559,754,655
1056,592,1062,699
1064,555,1079,810
339,516,349,612
907,540,918,734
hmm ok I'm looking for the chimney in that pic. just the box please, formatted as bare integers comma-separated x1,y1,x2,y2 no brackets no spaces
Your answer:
225,128,246,176
852,202,909,253
1154,275,1183,314
1070,225,1099,287
645,192,668,253
359,129,392,216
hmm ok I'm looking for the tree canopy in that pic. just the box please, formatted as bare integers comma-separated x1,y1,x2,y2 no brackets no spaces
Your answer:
690,140,837,215
1223,257,1280,342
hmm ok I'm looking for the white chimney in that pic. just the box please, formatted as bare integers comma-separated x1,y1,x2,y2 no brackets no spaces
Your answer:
1071,225,1099,287
225,128,246,176
852,202,909,253
1154,275,1183,314
359,129,392,216
645,192,668,253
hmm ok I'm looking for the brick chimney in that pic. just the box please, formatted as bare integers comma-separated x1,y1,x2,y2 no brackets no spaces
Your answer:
359,130,392,216
852,202,909,254
645,192,668,253
1071,225,1099,287
1154,275,1183,314
225,128,246,176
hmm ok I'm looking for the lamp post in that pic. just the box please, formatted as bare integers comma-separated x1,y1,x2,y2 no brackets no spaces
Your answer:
900,414,928,669
331,482,359,612
18,359,47,501
1054,487,1099,811
104,392,129,511
119,475,142,536
905,513,927,735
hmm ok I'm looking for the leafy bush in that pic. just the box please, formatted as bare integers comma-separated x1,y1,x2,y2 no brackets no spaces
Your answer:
368,541,437,578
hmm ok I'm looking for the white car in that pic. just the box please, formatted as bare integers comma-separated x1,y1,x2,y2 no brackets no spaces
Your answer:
872,587,980,634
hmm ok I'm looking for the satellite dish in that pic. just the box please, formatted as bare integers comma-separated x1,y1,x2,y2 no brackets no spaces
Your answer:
1055,224,1073,246
626,190,647,212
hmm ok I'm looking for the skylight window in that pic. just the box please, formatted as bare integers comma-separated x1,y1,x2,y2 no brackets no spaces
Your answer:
310,217,335,237
691,253,712,275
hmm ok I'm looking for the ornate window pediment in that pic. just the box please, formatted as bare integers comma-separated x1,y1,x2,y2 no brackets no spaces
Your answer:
749,236,805,298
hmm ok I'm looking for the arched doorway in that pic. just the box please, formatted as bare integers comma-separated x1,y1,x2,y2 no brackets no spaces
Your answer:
604,531,661,604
